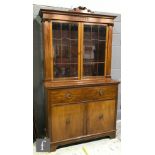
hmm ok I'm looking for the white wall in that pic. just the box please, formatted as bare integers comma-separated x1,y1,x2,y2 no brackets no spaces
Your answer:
33,0,122,14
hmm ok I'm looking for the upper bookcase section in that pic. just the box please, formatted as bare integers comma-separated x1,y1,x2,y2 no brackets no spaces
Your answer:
39,6,117,82
39,6,116,25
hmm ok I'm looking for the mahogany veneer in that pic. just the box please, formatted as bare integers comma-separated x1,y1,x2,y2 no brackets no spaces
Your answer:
39,6,120,152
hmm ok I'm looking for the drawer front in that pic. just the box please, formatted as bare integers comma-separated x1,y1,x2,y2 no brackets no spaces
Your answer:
87,100,116,135
48,88,83,104
83,86,117,101
48,85,117,104
51,103,84,142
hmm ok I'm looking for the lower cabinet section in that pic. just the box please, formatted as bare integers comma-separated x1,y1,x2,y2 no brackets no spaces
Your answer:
51,103,84,142
46,84,119,152
51,100,116,143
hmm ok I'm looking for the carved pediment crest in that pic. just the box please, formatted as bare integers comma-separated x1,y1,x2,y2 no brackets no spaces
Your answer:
71,6,94,13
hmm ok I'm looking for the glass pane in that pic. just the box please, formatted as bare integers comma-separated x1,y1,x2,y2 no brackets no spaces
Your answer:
83,63,104,76
84,25,91,40
52,22,78,79
92,25,98,40
99,26,106,40
53,23,61,39
62,38,70,63
70,40,78,63
83,64,93,76
71,24,78,39
54,64,70,78
62,23,69,38
98,41,106,62
83,24,106,77
70,64,78,76
98,63,104,75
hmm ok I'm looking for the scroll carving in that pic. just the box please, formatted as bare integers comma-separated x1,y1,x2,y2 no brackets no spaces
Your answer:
71,6,94,13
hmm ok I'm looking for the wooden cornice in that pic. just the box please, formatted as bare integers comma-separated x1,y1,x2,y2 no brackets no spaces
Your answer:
39,7,116,25
39,7,117,20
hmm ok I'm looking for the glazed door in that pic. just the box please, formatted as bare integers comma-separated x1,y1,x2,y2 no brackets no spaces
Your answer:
50,22,110,80
52,22,79,79
82,24,107,78
51,103,84,142
87,100,115,135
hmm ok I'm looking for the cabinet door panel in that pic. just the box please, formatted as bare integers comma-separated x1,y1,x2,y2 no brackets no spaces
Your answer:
87,100,115,135
51,103,84,142
83,24,106,77
52,22,78,79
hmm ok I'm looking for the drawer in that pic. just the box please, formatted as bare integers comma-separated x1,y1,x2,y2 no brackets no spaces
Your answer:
84,85,117,101
48,85,117,104
48,88,83,104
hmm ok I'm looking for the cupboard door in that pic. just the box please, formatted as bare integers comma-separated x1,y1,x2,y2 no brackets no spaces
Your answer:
83,24,107,77
52,22,78,79
87,100,115,135
51,103,84,142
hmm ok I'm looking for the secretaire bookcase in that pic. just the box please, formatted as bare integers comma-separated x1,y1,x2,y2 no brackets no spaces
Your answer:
39,6,120,152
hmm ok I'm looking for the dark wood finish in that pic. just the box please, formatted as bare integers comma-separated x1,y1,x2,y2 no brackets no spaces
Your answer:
39,7,120,152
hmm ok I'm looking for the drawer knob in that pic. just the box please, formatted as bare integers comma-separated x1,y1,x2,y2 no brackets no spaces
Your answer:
65,93,72,99
98,89,104,96
66,118,70,125
98,114,103,120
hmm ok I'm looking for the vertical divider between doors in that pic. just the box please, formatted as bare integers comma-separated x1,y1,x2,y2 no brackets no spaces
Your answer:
78,22,84,80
